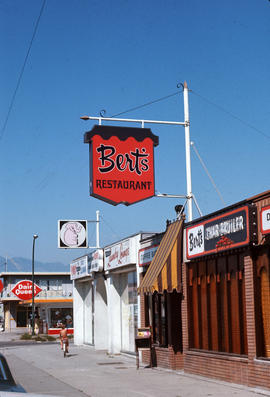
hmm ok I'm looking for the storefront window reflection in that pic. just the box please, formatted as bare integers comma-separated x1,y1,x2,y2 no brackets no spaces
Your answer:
50,308,73,328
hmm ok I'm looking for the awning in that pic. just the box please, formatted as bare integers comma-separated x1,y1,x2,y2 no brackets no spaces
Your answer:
18,298,73,304
138,219,183,294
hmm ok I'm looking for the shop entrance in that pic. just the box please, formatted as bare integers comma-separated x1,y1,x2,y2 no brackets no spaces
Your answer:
16,306,29,327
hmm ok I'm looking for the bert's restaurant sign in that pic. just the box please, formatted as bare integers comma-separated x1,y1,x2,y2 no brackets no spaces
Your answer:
185,205,257,259
84,125,159,206
11,280,42,300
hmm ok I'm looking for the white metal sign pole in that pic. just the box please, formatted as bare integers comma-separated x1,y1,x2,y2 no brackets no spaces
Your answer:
96,210,100,248
81,82,199,220
183,81,193,222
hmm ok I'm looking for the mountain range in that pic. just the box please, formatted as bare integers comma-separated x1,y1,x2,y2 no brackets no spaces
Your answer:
0,256,68,273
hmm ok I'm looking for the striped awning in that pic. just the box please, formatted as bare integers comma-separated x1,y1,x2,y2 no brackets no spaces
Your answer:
138,219,183,294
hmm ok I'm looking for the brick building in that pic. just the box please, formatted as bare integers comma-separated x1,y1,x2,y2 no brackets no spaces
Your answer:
138,190,270,390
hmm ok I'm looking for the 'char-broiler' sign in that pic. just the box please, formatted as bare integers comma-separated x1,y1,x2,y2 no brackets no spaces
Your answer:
84,125,159,206
185,205,257,260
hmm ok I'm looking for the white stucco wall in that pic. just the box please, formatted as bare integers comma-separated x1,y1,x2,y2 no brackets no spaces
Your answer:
73,281,84,345
73,280,93,345
107,274,122,354
94,276,108,349
83,282,93,344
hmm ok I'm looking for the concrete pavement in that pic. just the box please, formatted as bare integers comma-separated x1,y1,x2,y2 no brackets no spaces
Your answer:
1,331,270,397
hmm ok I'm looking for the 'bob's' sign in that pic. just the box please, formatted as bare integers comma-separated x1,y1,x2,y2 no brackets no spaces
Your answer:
84,125,159,205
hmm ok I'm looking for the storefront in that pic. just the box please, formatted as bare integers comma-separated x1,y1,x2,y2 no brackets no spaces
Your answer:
71,250,106,347
104,232,155,354
137,190,270,391
181,191,270,390
138,218,184,369
0,272,73,334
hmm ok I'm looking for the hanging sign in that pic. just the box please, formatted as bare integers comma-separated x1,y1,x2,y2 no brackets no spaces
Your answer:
84,125,159,206
185,205,257,259
261,205,270,235
11,280,42,301
58,220,88,248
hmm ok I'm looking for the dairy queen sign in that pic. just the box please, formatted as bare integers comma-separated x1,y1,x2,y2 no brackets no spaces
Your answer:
11,280,42,301
84,125,159,205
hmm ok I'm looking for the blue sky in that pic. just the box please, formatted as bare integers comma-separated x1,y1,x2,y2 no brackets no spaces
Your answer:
1,0,269,266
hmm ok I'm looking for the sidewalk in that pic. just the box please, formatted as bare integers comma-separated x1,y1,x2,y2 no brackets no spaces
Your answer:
0,328,29,342
1,341,270,397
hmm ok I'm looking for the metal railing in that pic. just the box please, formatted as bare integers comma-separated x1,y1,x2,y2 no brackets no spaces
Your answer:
0,288,72,300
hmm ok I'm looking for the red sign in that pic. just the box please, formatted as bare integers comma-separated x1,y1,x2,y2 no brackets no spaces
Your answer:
0,280,3,293
11,280,42,300
84,125,159,205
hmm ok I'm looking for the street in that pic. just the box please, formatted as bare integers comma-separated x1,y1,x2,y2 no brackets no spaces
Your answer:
1,338,270,397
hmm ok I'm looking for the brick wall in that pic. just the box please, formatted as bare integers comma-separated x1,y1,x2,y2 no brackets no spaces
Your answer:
248,361,270,389
244,254,257,360
181,253,270,390
142,347,183,370
139,248,270,390
184,351,249,384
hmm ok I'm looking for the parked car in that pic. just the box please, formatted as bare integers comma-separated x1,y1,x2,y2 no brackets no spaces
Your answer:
0,317,4,332
0,354,25,394
0,354,61,397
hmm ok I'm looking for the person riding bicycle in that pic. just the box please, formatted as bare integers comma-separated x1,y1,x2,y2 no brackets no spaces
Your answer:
59,323,69,353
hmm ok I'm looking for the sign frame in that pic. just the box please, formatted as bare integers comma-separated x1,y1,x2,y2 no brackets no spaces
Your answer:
58,220,88,249
185,205,257,260
104,238,134,271
261,205,270,235
138,244,159,267
84,125,159,206
11,280,42,301
70,250,104,280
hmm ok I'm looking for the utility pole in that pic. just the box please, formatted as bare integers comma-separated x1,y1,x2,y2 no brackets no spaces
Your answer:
183,81,193,221
96,210,100,249
31,234,38,336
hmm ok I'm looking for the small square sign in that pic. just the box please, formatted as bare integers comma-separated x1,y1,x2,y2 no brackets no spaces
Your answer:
58,220,88,248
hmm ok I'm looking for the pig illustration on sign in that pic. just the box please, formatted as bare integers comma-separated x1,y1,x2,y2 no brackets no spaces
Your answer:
63,222,82,245
58,220,88,248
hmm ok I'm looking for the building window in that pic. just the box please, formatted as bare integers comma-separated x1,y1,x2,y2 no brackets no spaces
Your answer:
255,249,270,359
50,308,73,328
47,279,62,291
148,292,168,347
188,253,247,355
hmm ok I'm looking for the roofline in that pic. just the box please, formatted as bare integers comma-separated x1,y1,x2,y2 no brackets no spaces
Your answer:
184,197,250,227
0,272,70,277
247,189,270,202
103,231,158,249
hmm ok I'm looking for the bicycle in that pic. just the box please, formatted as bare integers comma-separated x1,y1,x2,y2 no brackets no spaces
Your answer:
62,338,68,358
